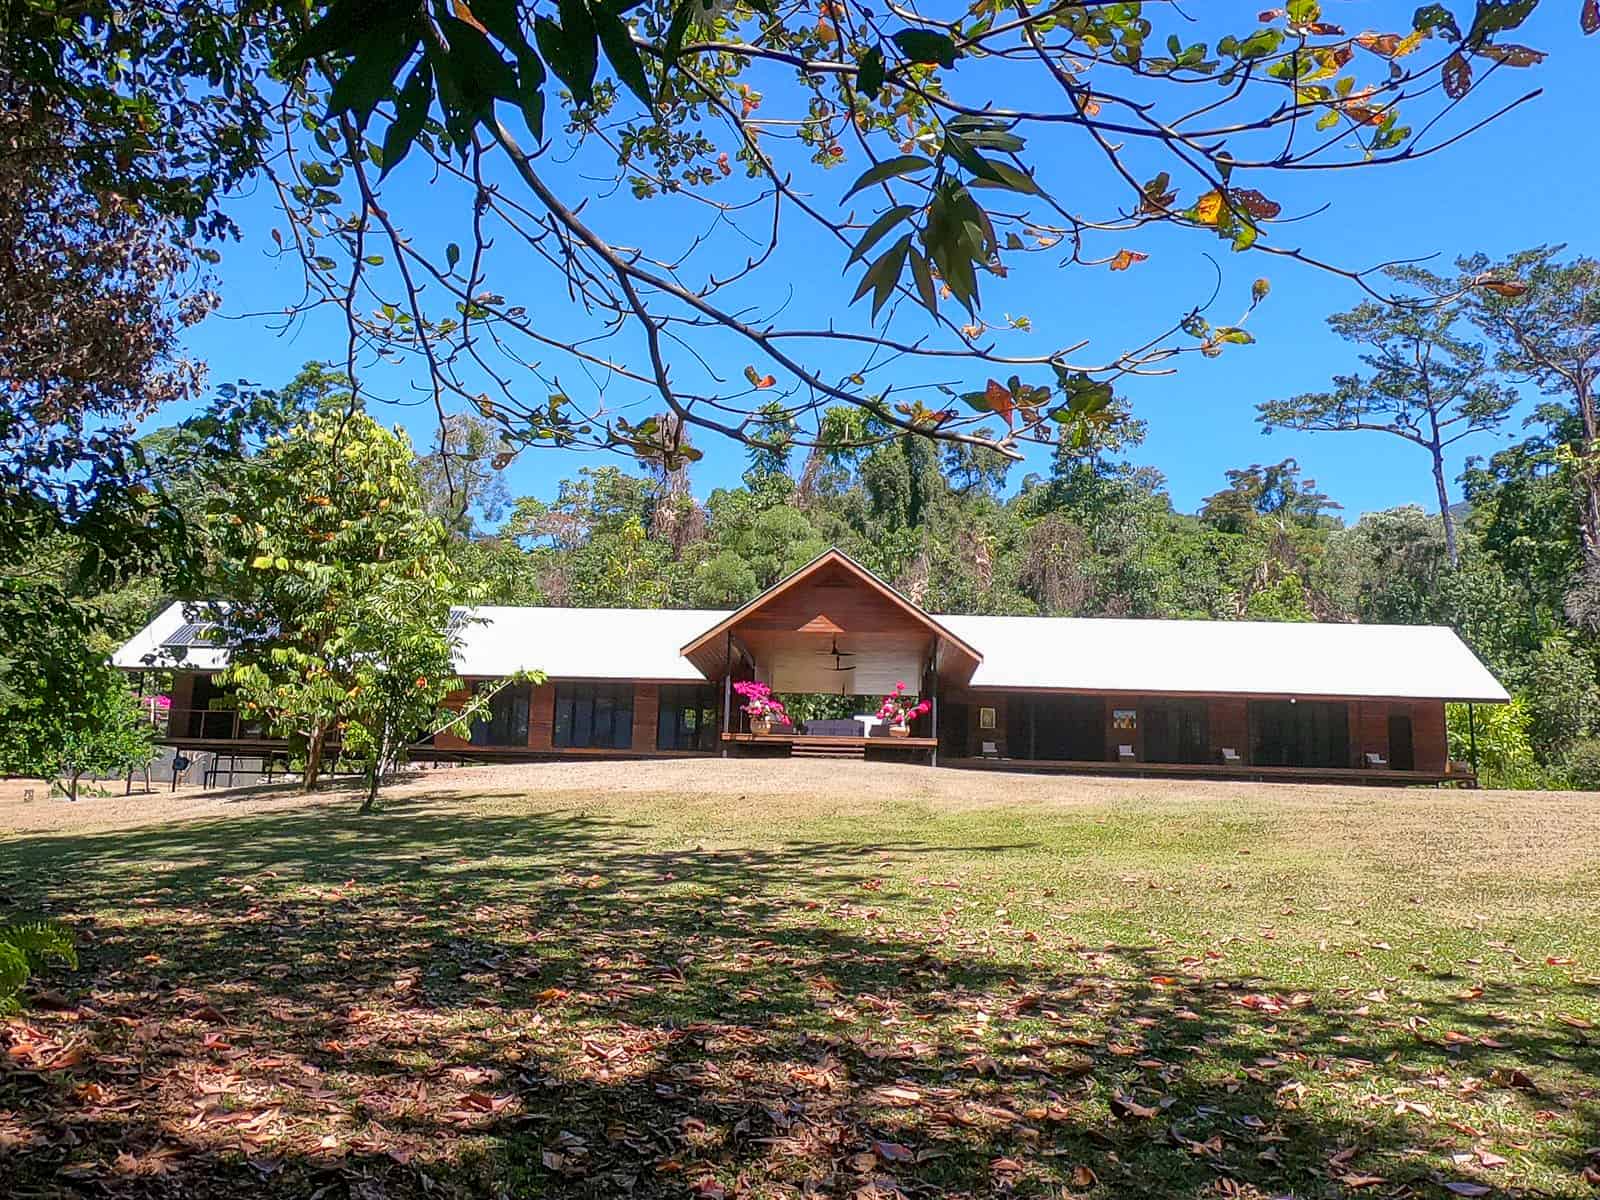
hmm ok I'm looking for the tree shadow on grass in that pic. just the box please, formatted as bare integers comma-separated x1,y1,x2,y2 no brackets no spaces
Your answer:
1,792,1597,1198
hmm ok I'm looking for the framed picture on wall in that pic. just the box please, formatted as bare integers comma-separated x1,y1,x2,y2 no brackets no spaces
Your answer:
1112,708,1138,732
979,706,997,730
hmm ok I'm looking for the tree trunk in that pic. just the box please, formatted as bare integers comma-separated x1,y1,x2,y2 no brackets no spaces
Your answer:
302,725,325,793
1431,447,1459,569
359,768,379,814
67,770,81,802
1577,380,1600,574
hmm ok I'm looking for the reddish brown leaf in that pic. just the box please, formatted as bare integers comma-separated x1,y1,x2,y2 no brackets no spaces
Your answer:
1109,1091,1159,1120
1443,53,1472,99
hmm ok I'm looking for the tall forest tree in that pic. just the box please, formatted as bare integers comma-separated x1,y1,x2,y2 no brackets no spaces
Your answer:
1257,294,1517,566
1398,250,1600,619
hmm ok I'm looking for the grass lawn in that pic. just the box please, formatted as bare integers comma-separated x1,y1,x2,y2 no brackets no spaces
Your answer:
2,759,1598,1199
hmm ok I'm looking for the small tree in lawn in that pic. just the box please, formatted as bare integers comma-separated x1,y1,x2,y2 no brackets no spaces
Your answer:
1258,294,1516,568
49,676,159,801
205,404,457,792
337,580,544,813
337,573,462,813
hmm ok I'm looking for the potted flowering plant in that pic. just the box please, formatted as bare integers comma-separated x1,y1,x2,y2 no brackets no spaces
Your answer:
877,682,930,737
734,680,789,735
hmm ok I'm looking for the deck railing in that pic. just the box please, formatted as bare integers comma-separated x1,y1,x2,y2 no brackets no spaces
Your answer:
158,707,267,741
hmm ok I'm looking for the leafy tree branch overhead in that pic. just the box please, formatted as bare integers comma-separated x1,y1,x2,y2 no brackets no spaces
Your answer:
262,0,1577,466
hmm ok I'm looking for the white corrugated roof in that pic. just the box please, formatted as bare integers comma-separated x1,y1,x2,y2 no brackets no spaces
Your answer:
453,606,728,680
112,602,232,672
933,614,1509,702
114,601,1507,701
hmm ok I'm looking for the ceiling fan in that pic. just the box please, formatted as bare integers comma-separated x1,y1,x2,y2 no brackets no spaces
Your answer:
816,636,856,672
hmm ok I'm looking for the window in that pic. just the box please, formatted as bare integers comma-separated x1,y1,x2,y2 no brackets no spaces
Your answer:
553,683,635,749
1005,695,1105,761
1144,700,1209,764
1249,700,1349,768
657,684,720,751
470,683,531,747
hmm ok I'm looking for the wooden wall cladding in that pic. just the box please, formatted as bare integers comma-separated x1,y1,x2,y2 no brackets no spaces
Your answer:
1207,698,1248,762
1411,700,1448,774
529,682,556,751
631,684,658,752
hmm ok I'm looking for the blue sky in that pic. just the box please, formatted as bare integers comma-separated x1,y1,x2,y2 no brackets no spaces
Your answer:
179,3,1596,521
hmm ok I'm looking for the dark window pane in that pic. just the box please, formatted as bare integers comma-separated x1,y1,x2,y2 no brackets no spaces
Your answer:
656,684,719,750
553,691,573,748
572,691,593,747
472,684,533,747
612,685,634,748
1249,700,1348,768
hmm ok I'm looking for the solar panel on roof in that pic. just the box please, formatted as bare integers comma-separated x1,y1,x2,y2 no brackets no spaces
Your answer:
162,622,219,648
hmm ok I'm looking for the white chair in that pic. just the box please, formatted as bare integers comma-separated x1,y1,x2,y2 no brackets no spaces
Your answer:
1364,752,1389,768
1117,744,1136,762
981,740,999,759
1220,747,1242,765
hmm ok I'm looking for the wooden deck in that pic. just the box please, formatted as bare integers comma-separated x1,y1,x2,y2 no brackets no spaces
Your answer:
721,732,938,747
722,732,937,760
948,757,1473,787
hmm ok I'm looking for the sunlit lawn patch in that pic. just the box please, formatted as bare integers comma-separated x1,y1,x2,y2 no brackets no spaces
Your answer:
1,762,1597,1198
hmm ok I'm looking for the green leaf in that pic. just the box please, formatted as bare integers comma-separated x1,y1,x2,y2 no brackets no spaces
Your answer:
907,246,938,316
971,160,1041,195
1237,27,1285,58
462,0,548,137
857,45,886,101
959,127,1026,153
592,2,652,107
852,234,913,319
285,0,414,63
940,131,1006,186
380,59,433,180
892,29,959,68
662,0,694,74
326,26,421,125
250,555,274,569
847,205,917,265
515,48,547,141
535,1,599,107
436,17,518,133
1412,3,1461,39
843,155,934,200
446,242,461,269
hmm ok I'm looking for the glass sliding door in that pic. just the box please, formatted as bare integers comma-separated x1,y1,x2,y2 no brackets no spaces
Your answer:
1248,700,1349,768
1143,699,1209,764
1005,695,1106,760
657,684,720,751
470,683,532,747
553,683,635,750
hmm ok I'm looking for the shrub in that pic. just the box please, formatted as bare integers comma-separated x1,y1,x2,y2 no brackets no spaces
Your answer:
1448,697,1541,789
0,922,77,1013
1563,738,1600,791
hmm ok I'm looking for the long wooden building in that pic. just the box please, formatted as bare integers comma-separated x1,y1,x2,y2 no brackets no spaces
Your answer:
114,549,1508,784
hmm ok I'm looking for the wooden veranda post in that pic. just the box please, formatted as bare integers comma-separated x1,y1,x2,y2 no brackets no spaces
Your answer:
1468,703,1478,778
722,631,733,757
